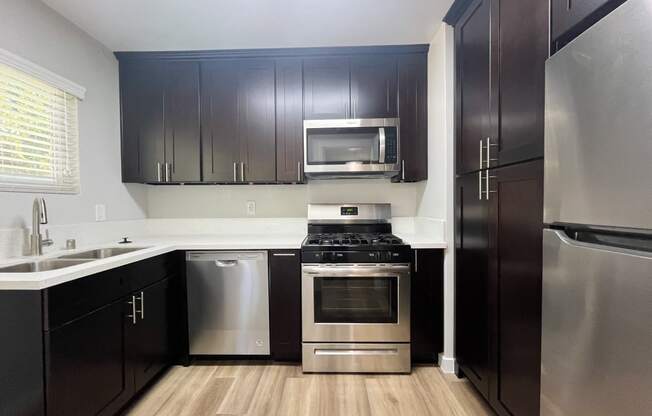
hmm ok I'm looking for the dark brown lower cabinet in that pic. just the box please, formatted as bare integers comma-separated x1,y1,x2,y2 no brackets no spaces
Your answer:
127,278,173,393
411,249,444,363
456,159,543,415
45,302,131,416
456,170,491,398
0,254,179,416
269,250,302,361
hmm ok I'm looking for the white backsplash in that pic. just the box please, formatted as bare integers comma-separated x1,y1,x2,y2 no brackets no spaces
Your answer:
0,216,446,261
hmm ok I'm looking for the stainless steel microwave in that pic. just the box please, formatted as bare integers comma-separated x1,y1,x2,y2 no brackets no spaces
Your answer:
303,118,400,179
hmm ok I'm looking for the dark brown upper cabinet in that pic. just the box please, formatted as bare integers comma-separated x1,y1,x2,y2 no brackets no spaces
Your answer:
494,0,547,167
119,61,200,183
350,55,398,119
450,0,545,175
120,61,165,183
117,45,428,184
397,53,428,182
551,0,626,47
201,59,276,183
454,0,493,175
237,59,277,183
201,60,240,183
303,56,351,120
275,58,305,183
164,62,201,182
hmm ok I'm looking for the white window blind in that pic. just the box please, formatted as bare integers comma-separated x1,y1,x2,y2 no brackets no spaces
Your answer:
0,61,80,193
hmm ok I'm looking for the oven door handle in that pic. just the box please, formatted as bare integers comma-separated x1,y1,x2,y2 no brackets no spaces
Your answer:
302,264,410,276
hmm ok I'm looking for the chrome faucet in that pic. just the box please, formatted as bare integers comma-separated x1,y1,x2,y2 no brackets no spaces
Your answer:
30,197,53,256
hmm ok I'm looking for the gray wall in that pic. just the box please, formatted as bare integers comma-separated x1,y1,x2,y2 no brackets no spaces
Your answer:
0,0,147,229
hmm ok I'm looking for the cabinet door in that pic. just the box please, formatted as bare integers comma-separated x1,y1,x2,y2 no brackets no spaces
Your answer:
351,55,397,119
275,58,304,183
238,59,276,182
488,160,543,416
165,62,200,182
303,57,350,120
120,61,165,183
45,302,131,416
269,250,302,361
411,249,444,363
201,60,240,182
492,0,547,168
397,53,428,182
455,171,490,398
127,278,172,393
455,0,493,175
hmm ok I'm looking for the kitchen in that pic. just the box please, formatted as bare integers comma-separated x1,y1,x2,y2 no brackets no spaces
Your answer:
0,0,649,415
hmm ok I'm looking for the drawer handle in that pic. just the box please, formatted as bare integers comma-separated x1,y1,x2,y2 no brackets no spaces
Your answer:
315,348,399,356
272,253,296,257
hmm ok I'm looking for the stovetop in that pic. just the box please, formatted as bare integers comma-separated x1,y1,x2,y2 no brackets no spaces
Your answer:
303,233,404,248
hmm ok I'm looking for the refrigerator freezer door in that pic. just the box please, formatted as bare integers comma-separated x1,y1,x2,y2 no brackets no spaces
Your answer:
544,0,652,229
541,229,652,416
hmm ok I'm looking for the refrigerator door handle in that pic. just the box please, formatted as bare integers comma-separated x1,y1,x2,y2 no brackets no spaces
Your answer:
551,229,652,258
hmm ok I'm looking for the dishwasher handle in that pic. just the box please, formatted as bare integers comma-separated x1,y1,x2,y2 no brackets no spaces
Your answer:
215,260,238,267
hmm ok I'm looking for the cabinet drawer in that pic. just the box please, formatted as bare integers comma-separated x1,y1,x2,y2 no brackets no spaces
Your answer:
43,253,179,330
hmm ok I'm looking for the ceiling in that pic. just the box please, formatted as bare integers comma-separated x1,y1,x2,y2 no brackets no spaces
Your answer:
41,0,453,51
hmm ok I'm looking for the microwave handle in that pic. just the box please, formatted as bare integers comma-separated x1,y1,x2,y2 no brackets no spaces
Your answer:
378,128,386,164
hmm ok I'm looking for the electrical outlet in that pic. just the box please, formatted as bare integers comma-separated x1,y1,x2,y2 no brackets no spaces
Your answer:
95,204,106,222
246,200,256,217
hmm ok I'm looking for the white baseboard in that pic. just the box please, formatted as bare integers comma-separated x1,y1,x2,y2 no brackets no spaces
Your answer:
438,353,457,374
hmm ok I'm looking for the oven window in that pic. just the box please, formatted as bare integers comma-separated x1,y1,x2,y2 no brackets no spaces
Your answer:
306,127,380,165
314,276,398,323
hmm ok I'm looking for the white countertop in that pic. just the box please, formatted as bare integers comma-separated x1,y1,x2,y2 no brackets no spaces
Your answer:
0,233,446,290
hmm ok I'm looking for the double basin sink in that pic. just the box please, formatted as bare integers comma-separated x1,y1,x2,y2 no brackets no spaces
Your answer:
0,247,148,273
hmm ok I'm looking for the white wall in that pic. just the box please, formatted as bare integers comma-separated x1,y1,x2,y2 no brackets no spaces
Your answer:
147,180,420,218
0,0,147,230
418,22,456,372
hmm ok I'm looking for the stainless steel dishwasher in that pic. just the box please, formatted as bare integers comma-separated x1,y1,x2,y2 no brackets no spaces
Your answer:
186,251,270,355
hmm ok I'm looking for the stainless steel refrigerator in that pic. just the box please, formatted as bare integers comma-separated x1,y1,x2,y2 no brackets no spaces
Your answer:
542,0,652,415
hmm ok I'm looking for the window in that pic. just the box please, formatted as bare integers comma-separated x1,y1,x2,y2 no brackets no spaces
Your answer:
0,50,84,193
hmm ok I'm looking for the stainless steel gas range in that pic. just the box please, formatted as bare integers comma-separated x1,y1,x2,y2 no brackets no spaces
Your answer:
301,203,411,373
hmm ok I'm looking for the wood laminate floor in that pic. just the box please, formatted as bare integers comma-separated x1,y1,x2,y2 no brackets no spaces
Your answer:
124,362,494,416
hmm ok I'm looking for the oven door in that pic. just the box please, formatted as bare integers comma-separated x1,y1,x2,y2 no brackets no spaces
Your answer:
303,119,400,176
302,263,410,343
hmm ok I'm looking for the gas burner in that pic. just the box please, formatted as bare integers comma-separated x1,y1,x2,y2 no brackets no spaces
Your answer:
303,233,403,248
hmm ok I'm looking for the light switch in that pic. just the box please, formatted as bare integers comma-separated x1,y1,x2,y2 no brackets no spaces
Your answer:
95,204,106,221
246,200,256,217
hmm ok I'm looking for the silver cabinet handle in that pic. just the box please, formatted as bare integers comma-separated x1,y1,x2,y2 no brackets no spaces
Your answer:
480,139,485,170
378,127,386,164
401,160,406,181
297,161,302,183
233,162,238,182
139,291,144,320
478,171,483,200
165,163,171,182
414,249,418,273
486,137,498,168
240,162,245,182
127,295,137,325
485,174,497,201
157,162,162,182
272,253,296,257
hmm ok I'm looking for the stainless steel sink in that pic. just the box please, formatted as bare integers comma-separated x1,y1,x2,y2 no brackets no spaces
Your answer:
0,259,93,273
57,247,148,260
